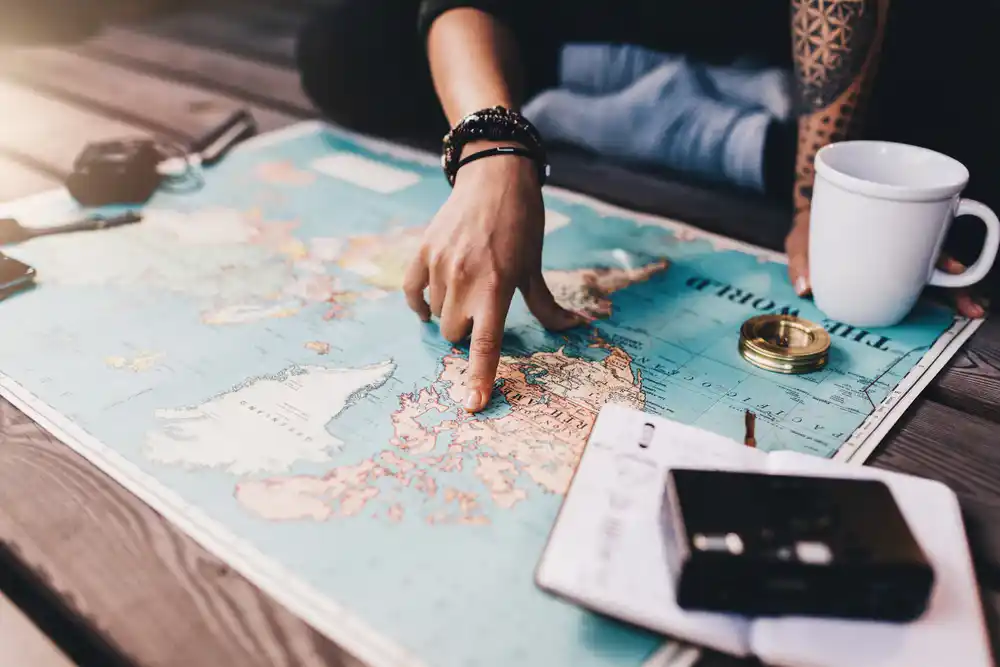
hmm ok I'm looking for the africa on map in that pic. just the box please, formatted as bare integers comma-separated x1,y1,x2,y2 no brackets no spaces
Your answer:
0,124,959,667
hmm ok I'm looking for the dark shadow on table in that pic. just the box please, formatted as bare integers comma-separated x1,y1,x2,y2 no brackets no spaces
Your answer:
0,541,132,667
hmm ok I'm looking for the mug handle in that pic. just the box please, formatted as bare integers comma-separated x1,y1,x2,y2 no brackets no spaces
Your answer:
929,199,1000,289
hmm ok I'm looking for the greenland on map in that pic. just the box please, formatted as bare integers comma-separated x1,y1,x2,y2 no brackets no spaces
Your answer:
0,123,975,667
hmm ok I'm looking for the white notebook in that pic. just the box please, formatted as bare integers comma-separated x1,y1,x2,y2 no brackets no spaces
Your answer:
535,403,994,667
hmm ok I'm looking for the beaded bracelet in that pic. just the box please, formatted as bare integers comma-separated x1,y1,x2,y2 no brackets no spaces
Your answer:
441,106,548,187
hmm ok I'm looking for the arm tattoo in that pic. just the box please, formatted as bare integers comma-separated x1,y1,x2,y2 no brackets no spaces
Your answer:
791,0,887,217
792,0,878,113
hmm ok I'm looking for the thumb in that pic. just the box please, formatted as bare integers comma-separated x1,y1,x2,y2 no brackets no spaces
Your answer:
522,271,586,331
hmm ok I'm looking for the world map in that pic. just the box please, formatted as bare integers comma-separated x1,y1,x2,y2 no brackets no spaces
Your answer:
0,123,960,667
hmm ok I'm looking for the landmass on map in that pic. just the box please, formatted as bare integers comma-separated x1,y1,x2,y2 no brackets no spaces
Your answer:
105,352,165,372
547,259,669,318
232,259,669,525
236,340,644,523
145,361,395,474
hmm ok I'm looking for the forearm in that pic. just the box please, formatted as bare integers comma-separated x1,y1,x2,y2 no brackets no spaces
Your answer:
791,0,890,218
426,8,525,125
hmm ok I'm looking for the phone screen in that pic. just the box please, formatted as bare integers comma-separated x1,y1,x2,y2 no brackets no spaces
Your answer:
0,253,36,293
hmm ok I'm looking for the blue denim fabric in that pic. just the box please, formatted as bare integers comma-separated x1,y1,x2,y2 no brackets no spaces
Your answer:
523,44,792,193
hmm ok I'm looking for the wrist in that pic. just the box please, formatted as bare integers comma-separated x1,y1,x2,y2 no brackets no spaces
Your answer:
454,144,540,187
460,139,526,160
441,105,547,187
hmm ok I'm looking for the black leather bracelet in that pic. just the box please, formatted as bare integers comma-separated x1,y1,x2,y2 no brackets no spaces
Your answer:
441,106,548,187
454,146,548,183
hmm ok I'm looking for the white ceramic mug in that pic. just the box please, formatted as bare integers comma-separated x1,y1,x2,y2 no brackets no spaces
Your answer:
809,141,999,328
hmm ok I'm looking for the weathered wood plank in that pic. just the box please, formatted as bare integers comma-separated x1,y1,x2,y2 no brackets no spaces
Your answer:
0,543,130,667
0,398,360,667
932,317,1000,423
136,5,305,67
0,589,75,667
872,399,1000,573
78,26,316,117
872,399,1000,508
0,47,297,143
0,156,60,203
0,80,143,175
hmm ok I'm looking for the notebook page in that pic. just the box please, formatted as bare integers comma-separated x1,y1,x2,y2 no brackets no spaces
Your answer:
536,403,764,657
752,452,993,667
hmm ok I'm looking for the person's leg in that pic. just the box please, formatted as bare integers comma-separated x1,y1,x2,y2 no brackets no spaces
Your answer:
515,2,796,197
296,0,446,141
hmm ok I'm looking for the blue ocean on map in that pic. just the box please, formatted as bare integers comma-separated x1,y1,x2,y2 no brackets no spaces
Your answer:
0,124,957,667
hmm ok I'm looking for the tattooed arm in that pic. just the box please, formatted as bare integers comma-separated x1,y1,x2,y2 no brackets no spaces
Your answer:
785,0,889,296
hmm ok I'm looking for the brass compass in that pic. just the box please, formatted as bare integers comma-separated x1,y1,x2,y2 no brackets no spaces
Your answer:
739,314,831,374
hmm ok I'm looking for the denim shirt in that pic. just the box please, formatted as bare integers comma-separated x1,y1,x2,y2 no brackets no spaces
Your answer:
523,44,792,193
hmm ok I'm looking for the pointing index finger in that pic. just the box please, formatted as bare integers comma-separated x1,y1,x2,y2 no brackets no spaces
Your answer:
464,302,508,413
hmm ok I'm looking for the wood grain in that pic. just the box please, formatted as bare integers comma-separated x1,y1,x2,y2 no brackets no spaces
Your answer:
872,399,1000,574
0,47,297,143
872,399,1000,508
137,5,305,67
78,27,316,117
0,398,362,667
0,79,143,175
0,589,75,667
932,318,1000,423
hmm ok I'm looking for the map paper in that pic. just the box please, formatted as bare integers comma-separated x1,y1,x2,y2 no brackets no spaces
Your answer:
0,122,978,667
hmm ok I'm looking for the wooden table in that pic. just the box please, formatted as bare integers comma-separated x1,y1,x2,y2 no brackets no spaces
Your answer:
0,6,998,667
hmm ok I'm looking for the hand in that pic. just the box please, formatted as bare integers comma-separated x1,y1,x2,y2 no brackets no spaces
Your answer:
785,211,811,297
937,256,986,319
403,149,583,413
784,213,986,319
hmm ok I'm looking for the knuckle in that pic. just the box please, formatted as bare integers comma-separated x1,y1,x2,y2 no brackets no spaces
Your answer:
450,256,470,280
428,249,447,271
470,330,501,356
443,330,465,345
440,317,470,344
481,267,505,291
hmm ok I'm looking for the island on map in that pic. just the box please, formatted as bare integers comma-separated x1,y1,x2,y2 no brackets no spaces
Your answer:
145,361,395,474
105,352,165,372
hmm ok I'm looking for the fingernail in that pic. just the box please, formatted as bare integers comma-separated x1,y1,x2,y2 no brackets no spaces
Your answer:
464,388,484,412
794,276,809,296
972,304,985,318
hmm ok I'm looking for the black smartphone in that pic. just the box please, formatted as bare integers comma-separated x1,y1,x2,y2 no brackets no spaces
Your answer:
0,253,36,297
661,468,934,622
